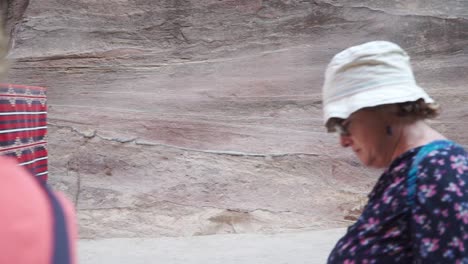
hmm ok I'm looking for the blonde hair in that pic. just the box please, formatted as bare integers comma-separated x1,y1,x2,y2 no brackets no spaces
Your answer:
395,99,440,119
370,99,440,120
327,99,440,132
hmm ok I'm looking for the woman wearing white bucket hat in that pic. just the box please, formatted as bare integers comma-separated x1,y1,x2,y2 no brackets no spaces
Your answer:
323,41,468,263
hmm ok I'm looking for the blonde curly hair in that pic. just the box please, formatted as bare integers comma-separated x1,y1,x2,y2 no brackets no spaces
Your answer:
327,99,440,133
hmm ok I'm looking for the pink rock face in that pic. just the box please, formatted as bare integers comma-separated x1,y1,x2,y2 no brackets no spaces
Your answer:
3,0,468,238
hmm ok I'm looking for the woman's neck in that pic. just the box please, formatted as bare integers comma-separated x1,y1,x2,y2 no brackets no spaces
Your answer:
390,120,446,162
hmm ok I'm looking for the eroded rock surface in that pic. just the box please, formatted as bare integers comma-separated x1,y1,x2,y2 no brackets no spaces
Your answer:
2,0,468,238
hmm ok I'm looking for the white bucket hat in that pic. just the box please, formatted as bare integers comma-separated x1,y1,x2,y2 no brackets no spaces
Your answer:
322,41,435,132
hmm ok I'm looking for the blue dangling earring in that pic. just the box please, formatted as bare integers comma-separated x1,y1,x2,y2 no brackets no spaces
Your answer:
386,125,393,136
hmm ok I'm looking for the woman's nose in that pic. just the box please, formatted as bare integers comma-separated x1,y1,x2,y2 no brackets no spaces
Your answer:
340,135,353,148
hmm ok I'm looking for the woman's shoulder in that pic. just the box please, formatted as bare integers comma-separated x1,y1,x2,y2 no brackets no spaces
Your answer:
418,140,467,167
416,140,467,189
427,140,466,153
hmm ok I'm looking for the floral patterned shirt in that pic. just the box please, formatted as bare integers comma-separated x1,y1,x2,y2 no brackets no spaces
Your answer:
327,140,468,263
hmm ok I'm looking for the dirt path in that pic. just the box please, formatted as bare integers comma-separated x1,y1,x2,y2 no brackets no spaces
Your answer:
79,228,345,264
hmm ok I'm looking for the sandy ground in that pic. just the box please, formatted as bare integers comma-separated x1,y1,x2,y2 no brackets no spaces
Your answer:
79,228,346,264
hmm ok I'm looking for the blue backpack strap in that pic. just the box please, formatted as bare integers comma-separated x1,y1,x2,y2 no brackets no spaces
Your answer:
407,140,453,206
43,185,71,264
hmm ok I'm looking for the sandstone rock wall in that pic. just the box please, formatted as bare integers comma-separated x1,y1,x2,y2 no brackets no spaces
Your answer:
2,0,468,238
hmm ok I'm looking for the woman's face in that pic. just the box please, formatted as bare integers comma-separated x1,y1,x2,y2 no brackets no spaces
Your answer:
338,108,395,168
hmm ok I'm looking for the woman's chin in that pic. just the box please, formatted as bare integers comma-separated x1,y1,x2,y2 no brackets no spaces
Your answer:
358,155,385,169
